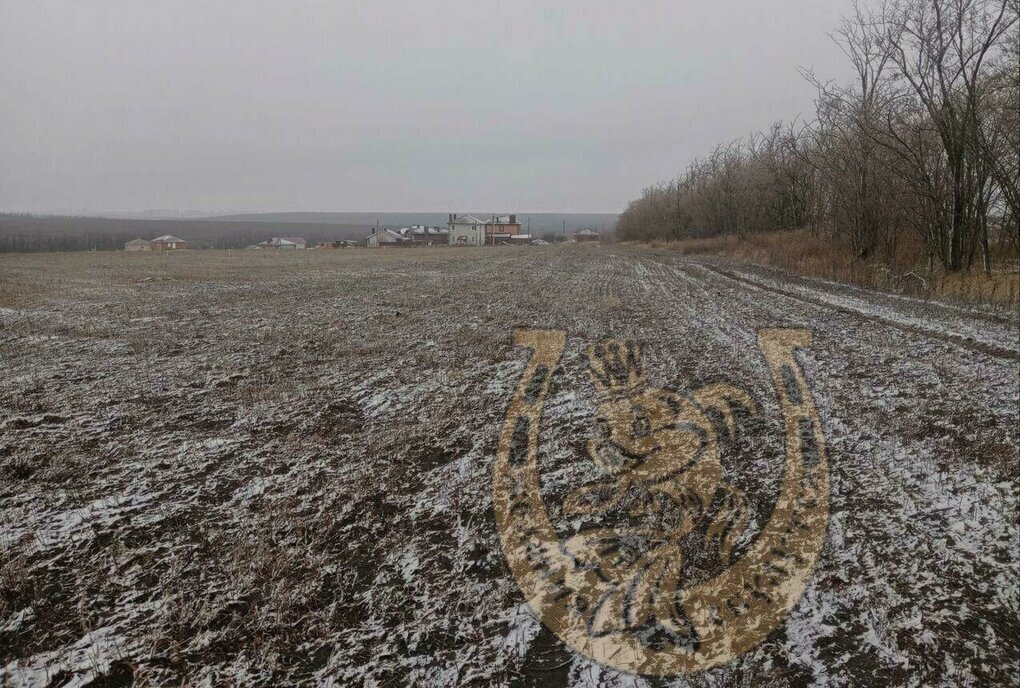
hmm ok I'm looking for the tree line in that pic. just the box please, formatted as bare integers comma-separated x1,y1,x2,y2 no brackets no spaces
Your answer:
617,0,1019,273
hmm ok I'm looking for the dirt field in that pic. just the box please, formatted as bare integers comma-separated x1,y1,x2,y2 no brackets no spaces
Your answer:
1,245,1017,687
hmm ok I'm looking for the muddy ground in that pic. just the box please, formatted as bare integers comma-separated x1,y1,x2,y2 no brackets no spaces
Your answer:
0,245,1017,687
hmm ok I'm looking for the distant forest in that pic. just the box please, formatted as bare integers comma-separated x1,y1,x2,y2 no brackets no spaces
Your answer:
211,212,618,237
0,212,618,252
0,215,374,252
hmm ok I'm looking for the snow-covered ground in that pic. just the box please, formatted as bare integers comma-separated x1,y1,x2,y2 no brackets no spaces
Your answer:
0,245,1016,686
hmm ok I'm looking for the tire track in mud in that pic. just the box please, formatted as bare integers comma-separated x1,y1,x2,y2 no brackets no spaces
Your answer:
691,261,1018,362
620,249,1018,686
519,253,794,684
734,261,1017,327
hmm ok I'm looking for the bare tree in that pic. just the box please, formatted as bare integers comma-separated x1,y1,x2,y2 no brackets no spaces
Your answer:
619,0,1018,281
874,0,1016,269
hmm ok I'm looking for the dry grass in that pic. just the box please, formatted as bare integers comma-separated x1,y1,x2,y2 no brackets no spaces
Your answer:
930,271,1020,306
0,259,52,307
651,229,1020,308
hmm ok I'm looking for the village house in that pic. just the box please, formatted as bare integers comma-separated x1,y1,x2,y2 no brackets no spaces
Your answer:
398,225,449,245
574,228,602,242
447,214,531,245
447,214,488,246
366,228,411,248
150,235,187,250
124,238,152,252
258,236,306,249
484,215,528,244
315,240,358,249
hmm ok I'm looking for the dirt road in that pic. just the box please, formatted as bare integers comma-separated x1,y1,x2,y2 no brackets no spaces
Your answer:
1,245,1017,686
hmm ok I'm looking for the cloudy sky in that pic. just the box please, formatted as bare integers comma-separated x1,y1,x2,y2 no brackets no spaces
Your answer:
0,0,854,214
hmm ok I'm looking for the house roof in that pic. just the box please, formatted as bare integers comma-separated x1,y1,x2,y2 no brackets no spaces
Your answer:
455,215,518,225
151,235,186,243
370,229,409,241
402,225,449,236
259,237,304,247
125,238,151,245
450,214,487,225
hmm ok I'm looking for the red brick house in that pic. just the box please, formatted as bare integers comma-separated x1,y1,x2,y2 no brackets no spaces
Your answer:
483,215,523,242
150,235,187,250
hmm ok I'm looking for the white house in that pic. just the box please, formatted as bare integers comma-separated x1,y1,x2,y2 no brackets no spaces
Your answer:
366,228,410,248
258,236,307,249
124,238,152,252
446,214,488,246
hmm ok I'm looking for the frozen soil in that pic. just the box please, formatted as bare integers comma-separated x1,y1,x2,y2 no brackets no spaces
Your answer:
0,245,1017,687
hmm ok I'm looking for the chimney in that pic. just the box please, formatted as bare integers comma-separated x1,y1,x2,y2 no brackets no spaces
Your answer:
510,214,517,225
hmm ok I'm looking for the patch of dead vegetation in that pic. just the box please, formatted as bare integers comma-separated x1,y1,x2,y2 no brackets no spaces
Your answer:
653,229,1020,308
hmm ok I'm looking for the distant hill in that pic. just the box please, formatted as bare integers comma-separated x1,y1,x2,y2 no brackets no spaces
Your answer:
0,214,371,253
0,211,619,252
208,212,618,237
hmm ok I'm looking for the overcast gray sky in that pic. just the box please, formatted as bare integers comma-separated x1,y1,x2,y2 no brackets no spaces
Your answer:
0,0,854,214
